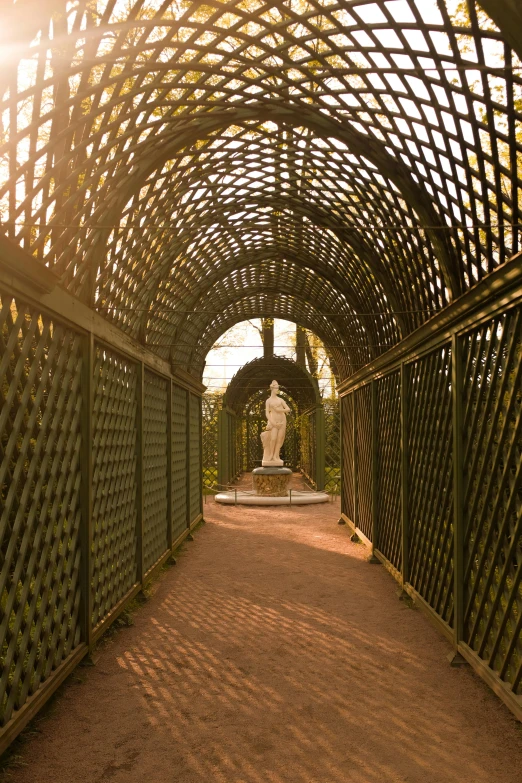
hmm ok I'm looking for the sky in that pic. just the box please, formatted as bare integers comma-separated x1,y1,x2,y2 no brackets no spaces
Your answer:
202,318,335,397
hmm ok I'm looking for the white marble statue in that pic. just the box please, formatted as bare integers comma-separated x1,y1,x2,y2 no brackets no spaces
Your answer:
260,380,291,466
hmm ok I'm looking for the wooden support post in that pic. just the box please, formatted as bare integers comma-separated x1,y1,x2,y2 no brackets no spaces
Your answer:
199,395,203,518
167,380,173,549
315,405,326,491
369,380,380,562
263,318,274,359
217,408,227,488
185,390,191,529
452,333,465,649
353,393,358,529
136,361,144,585
338,396,346,524
79,332,94,649
296,325,306,368
400,363,409,586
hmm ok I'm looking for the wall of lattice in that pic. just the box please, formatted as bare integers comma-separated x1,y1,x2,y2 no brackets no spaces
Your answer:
202,394,245,489
1,0,522,741
219,410,244,488
324,400,341,493
0,290,84,730
299,406,327,490
340,289,521,707
1,2,521,379
0,286,203,746
202,394,221,488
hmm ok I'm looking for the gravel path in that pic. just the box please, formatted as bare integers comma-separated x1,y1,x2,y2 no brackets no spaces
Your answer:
7,483,522,783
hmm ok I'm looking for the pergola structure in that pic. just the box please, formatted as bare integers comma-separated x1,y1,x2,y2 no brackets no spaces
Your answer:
0,0,521,748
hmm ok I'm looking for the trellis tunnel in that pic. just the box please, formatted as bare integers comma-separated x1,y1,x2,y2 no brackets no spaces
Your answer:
202,328,341,492
0,0,521,754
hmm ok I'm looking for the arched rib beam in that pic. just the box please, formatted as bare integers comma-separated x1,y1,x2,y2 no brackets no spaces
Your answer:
84,104,461,305
159,259,387,371
127,202,408,344
224,357,321,416
173,291,359,380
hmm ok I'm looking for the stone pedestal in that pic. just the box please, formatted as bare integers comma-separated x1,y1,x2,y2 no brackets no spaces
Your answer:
252,467,292,497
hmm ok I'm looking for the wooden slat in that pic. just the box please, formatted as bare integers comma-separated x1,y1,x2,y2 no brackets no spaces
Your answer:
461,307,522,694
143,370,169,575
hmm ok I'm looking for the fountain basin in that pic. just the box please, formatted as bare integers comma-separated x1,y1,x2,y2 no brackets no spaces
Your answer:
252,466,292,496
215,490,330,506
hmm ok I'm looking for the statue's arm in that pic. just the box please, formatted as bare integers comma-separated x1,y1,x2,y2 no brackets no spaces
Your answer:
282,400,291,413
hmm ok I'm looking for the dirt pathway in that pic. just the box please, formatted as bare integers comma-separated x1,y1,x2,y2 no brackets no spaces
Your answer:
6,488,522,783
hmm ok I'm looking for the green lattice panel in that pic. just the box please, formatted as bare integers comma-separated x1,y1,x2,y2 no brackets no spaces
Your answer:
235,418,245,476
91,346,138,627
355,384,373,543
341,394,354,523
324,400,340,493
202,393,220,487
408,347,454,627
227,412,236,483
172,384,188,541
301,410,317,488
0,293,83,727
463,306,522,694
246,407,263,471
376,373,401,569
189,394,202,523
143,371,169,575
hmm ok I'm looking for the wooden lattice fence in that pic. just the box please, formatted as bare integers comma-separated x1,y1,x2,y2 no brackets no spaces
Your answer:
0,287,204,752
339,262,522,719
324,399,340,493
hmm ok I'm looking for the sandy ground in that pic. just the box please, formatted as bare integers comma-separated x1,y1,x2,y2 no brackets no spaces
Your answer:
5,475,522,783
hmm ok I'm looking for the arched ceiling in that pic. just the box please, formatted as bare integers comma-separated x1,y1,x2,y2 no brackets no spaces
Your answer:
0,0,520,380
224,355,320,413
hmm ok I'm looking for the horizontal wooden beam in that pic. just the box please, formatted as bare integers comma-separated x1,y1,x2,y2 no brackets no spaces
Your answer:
0,233,59,294
0,239,205,396
0,644,88,757
338,252,522,396
479,1,522,62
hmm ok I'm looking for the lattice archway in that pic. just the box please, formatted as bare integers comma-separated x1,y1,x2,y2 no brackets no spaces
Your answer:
224,355,322,413
220,354,326,481
1,0,521,385
1,0,522,745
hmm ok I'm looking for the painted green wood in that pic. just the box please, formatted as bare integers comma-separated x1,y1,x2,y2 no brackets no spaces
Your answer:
143,370,169,574
407,345,454,628
217,408,228,487
353,392,358,530
324,400,340,493
136,362,144,585
400,364,409,587
315,406,326,492
340,394,354,523
0,291,83,728
452,333,464,648
167,381,173,549
189,393,202,523
461,309,522,693
91,345,139,628
171,384,188,541
338,254,522,398
375,373,401,569
371,381,378,554
79,333,94,649
355,385,373,543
